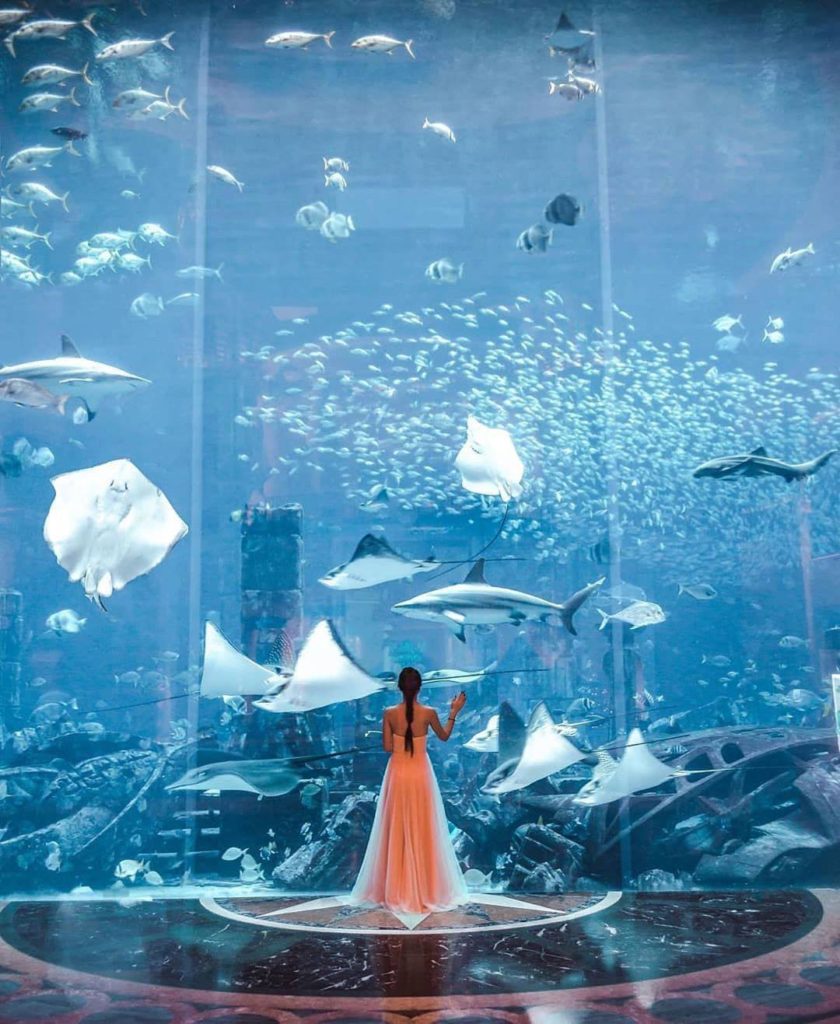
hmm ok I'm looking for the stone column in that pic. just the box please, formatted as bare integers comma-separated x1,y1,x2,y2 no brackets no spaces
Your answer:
0,589,23,724
240,505,311,757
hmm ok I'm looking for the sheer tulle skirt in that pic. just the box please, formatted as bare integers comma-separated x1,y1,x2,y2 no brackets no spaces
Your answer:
350,734,468,913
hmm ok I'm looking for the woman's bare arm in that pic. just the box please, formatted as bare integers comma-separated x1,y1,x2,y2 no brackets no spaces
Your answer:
429,708,457,742
382,710,394,752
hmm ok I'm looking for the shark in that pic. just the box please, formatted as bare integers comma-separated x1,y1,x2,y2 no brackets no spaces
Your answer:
391,559,605,642
0,334,150,421
319,533,438,590
692,445,837,483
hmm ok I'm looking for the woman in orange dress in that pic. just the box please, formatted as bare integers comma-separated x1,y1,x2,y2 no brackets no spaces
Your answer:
350,667,468,914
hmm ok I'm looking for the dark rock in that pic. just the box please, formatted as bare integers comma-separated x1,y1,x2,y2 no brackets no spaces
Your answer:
507,822,584,890
696,816,829,885
0,805,112,874
272,791,376,889
40,750,160,817
794,758,840,842
518,862,567,893
631,869,690,891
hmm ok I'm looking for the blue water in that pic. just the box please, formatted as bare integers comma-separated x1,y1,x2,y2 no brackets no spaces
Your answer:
0,0,837,895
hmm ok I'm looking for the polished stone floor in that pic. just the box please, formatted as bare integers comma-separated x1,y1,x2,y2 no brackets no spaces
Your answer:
0,889,837,1022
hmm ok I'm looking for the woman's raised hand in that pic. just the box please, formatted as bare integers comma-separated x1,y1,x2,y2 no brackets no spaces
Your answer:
450,691,467,716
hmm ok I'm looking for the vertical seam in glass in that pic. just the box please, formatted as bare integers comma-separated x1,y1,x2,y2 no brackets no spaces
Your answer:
593,8,632,885
184,11,211,877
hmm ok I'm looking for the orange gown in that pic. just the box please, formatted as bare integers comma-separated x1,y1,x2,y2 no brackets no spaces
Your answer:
350,732,468,913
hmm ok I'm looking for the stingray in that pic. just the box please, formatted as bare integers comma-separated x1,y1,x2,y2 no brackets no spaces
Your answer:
455,415,524,502
464,713,499,752
254,619,388,713
573,727,725,806
420,663,495,689
43,459,188,609
547,12,596,52
199,621,281,698
497,700,527,764
483,701,587,794
166,759,305,798
166,746,357,798
319,533,438,590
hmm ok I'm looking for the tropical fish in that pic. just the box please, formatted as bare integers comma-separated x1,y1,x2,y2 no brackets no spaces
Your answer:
516,224,552,253
548,79,585,100
677,583,717,600
712,314,743,332
45,609,86,636
598,600,666,630
425,258,463,284
207,164,244,191
96,33,175,61
422,117,456,143
50,126,87,141
6,142,80,172
351,34,415,58
544,192,582,225
176,264,223,281
113,88,163,109
770,243,814,273
320,212,354,241
130,293,165,319
22,61,92,86
265,30,335,49
19,87,81,114
5,14,97,58
0,224,52,248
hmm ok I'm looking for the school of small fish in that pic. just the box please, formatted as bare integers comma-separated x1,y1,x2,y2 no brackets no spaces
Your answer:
237,289,838,590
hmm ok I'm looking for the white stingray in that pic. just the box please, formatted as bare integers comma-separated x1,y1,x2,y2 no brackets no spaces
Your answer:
574,727,678,806
200,621,280,698
43,459,188,608
455,415,524,502
483,702,587,794
464,713,499,752
254,619,387,713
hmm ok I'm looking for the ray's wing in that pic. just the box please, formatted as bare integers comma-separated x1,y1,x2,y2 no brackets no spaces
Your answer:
200,621,280,697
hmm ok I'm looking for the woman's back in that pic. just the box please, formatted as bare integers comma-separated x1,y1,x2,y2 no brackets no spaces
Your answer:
386,702,434,737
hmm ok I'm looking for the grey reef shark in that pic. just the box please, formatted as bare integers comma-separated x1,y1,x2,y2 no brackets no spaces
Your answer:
0,334,150,421
692,445,837,483
391,558,605,642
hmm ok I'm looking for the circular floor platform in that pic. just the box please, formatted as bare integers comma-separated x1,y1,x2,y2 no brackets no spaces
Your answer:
0,890,836,1022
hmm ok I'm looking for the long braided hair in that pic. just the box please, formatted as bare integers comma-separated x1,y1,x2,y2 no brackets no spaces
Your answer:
397,666,422,756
